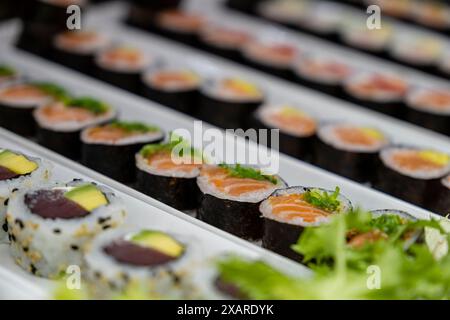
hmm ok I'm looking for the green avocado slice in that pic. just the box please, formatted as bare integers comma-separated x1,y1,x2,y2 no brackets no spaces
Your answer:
130,230,185,258
64,184,108,212
0,150,38,175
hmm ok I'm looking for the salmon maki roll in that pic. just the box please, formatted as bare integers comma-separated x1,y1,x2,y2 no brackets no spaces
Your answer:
260,186,351,261
425,175,450,217
135,138,203,210
81,121,164,183
34,97,116,159
257,0,308,28
153,10,206,45
197,164,285,240
315,123,389,182
374,146,450,206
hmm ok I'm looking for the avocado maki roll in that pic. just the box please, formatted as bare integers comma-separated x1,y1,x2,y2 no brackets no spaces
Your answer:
126,0,182,29
343,72,409,117
314,123,389,183
425,175,450,217
405,88,450,135
153,10,206,45
0,64,19,86
84,228,197,298
0,82,69,136
52,30,110,75
197,164,285,240
34,97,116,159
199,77,264,129
374,146,450,206
0,149,51,243
260,186,351,261
95,47,154,93
7,180,126,278
141,65,201,116
253,104,317,161
81,121,164,183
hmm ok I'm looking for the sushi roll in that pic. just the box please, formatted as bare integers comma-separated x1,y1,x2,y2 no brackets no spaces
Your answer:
81,121,164,183
260,186,351,261
293,55,353,96
425,175,450,217
0,82,69,136
95,46,154,93
363,0,411,19
410,1,450,32
0,149,51,243
242,40,299,79
405,88,450,135
140,65,201,116
0,64,19,86
197,164,285,240
369,209,416,220
84,228,197,297
199,77,264,129
6,180,126,278
343,72,409,117
314,123,389,183
339,21,392,56
199,24,253,62
34,97,116,159
256,0,308,29
126,0,182,29
299,2,343,41
374,146,450,206
135,138,203,210
153,10,206,45
52,30,110,75
252,104,317,160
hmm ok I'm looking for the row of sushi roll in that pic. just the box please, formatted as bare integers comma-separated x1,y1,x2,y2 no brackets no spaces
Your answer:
225,0,450,79
0,62,449,215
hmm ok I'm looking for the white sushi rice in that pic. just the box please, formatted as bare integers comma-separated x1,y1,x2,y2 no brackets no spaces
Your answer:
340,22,391,51
201,78,264,103
81,127,164,147
84,227,200,298
53,31,110,55
380,147,450,180
259,186,352,227
406,88,450,116
135,153,200,179
0,152,51,243
442,176,450,190
6,180,126,279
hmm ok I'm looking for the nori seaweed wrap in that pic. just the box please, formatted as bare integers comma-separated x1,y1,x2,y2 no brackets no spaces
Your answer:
425,175,450,217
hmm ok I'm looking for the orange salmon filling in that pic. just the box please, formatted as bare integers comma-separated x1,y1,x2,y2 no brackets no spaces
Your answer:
150,71,198,88
157,10,205,32
145,151,201,173
270,111,316,136
413,91,450,110
301,60,351,78
350,75,408,96
58,31,98,47
347,229,388,248
102,49,143,65
247,43,297,64
40,103,95,122
87,126,137,142
268,194,331,223
203,28,252,47
202,166,275,196
392,151,445,171
0,85,47,100
334,127,381,147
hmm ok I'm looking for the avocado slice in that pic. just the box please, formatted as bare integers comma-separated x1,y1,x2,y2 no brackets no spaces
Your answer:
130,230,185,258
64,184,108,212
0,150,38,175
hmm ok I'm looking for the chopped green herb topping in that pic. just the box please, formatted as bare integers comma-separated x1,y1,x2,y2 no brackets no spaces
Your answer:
32,82,71,101
140,133,202,160
0,65,16,77
303,187,342,212
65,97,110,114
110,120,160,133
218,164,278,184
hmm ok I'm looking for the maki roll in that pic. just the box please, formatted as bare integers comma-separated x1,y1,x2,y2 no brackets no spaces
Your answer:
369,209,416,221
0,82,69,136
410,1,450,32
126,0,182,29
363,0,411,20
197,164,285,240
153,10,206,45
256,0,308,29
141,65,201,115
374,146,450,206
339,21,392,56
84,228,196,297
405,88,450,135
6,180,126,278
425,175,450,217
299,2,343,41
199,25,253,61
293,55,353,96
34,97,116,159
81,121,164,183
95,47,154,93
253,104,317,160
52,30,110,74
242,40,299,79
199,77,264,129
0,64,19,86
314,123,389,182
343,73,409,117
136,138,202,211
260,186,351,261
0,149,51,243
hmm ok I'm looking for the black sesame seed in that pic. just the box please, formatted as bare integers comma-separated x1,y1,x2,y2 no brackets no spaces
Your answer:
3,198,8,206
94,271,101,279
11,188,18,193
10,234,16,242
102,225,111,230
15,219,24,229
72,178,82,182
53,228,61,234
2,222,8,233
30,264,37,275
23,247,29,252
70,245,79,251
98,216,111,224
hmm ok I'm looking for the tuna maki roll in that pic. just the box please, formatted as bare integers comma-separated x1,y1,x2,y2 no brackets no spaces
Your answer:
95,47,154,93
52,30,110,74
81,121,164,183
314,123,389,182
141,65,201,115
7,180,126,278
425,175,450,217
153,10,206,45
343,73,409,117
135,138,202,210
260,186,351,261
197,164,285,240
34,97,116,159
199,77,264,129
127,0,182,29
0,149,51,243
84,228,196,297
374,146,450,206
0,82,69,136
0,64,19,85
405,88,450,135
253,104,317,160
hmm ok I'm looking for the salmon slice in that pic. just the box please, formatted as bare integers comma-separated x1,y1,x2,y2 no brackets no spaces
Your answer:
88,126,130,142
268,194,331,222
415,91,450,110
40,103,95,122
334,127,379,146
392,151,444,171
151,72,196,87
146,151,201,173
0,85,47,100
157,10,204,31
103,49,142,65
270,112,316,136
